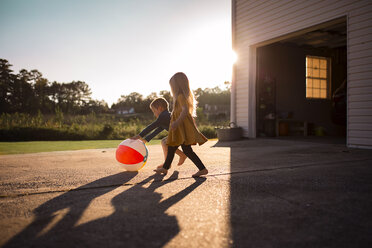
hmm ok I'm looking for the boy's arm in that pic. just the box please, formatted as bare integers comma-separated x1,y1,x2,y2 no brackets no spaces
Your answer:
143,127,164,142
138,119,161,139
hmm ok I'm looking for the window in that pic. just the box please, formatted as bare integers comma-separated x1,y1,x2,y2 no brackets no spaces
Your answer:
306,56,330,99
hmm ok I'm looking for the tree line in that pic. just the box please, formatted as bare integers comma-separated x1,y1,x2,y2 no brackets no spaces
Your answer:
0,58,230,116
0,59,108,115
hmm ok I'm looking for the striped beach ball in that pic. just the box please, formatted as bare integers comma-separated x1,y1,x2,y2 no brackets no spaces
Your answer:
116,139,148,171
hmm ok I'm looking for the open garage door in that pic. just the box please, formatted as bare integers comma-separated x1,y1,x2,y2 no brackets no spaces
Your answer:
256,19,347,143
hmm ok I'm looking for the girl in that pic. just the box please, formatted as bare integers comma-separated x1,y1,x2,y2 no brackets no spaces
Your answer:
154,72,208,177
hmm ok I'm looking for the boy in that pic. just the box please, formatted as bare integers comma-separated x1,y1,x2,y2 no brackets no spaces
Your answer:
131,97,186,168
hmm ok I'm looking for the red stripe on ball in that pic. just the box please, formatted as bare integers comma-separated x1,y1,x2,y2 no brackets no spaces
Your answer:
116,145,144,164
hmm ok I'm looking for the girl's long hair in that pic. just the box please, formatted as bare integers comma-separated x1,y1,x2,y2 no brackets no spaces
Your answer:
169,72,197,117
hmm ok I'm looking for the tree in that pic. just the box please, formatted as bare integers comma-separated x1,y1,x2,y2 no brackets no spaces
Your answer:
194,86,230,107
33,76,51,113
1,58,102,115
142,92,158,112
52,81,92,114
81,99,109,114
0,59,13,112
159,90,172,110
72,81,92,106
11,74,35,113
49,81,62,111
112,92,144,113
16,69,36,112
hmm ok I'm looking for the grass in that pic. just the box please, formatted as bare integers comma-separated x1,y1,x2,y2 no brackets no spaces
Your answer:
0,139,162,155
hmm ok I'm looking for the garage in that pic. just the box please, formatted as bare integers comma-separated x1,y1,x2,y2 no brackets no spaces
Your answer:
231,0,372,149
256,19,347,141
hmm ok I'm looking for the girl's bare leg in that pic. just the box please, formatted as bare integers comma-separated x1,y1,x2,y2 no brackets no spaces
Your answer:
155,145,178,175
157,137,167,169
157,137,186,168
175,149,187,165
192,169,208,178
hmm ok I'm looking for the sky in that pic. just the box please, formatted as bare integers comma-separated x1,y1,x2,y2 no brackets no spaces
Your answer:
0,0,233,106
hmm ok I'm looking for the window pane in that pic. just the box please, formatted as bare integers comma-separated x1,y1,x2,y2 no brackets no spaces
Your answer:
313,89,320,98
307,68,312,77
320,69,327,78
320,89,327,98
313,79,320,88
313,59,319,69
320,59,327,69
320,80,327,89
307,79,313,87
306,88,312,98
306,57,312,68
313,68,319,77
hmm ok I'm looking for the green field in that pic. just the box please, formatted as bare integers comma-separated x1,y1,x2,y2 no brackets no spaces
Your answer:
0,139,161,155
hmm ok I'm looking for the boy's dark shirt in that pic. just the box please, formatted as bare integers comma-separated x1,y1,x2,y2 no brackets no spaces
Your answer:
139,110,171,142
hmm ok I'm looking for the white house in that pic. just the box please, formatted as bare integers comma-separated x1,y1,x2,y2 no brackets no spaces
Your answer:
117,107,135,115
231,0,372,148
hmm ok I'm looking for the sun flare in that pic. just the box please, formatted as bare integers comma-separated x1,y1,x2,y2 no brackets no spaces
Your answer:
231,50,238,64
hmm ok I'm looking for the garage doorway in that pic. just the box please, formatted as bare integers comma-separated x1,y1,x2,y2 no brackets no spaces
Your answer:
255,18,347,143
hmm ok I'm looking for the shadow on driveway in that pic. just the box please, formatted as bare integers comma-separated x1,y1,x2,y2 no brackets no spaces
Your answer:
214,138,372,247
4,171,206,248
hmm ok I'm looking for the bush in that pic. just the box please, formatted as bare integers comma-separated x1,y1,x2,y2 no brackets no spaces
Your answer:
198,125,217,139
99,124,114,139
0,112,219,141
0,127,87,141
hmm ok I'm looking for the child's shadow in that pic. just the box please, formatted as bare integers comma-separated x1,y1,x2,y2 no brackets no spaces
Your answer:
74,171,205,247
4,171,206,248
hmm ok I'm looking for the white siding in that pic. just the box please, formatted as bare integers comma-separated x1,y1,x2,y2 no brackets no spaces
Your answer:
233,0,372,148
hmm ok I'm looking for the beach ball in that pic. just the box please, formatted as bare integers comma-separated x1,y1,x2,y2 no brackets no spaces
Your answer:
116,139,148,171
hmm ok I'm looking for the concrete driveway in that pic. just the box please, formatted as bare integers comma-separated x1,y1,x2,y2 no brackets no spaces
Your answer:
1,138,371,247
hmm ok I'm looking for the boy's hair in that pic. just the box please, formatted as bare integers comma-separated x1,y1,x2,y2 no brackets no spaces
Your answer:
150,97,169,111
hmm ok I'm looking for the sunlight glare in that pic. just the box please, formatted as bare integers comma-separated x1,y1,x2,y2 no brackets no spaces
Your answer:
231,50,238,64
170,21,234,89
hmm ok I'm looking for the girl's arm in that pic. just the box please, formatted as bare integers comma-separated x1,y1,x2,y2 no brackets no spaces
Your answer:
170,106,188,131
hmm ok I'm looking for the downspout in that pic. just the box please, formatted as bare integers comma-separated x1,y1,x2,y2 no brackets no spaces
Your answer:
230,0,237,125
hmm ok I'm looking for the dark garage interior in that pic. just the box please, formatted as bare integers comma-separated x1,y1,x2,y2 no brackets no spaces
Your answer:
256,19,347,142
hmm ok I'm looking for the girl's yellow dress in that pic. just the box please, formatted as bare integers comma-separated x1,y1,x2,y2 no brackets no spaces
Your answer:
167,94,208,146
